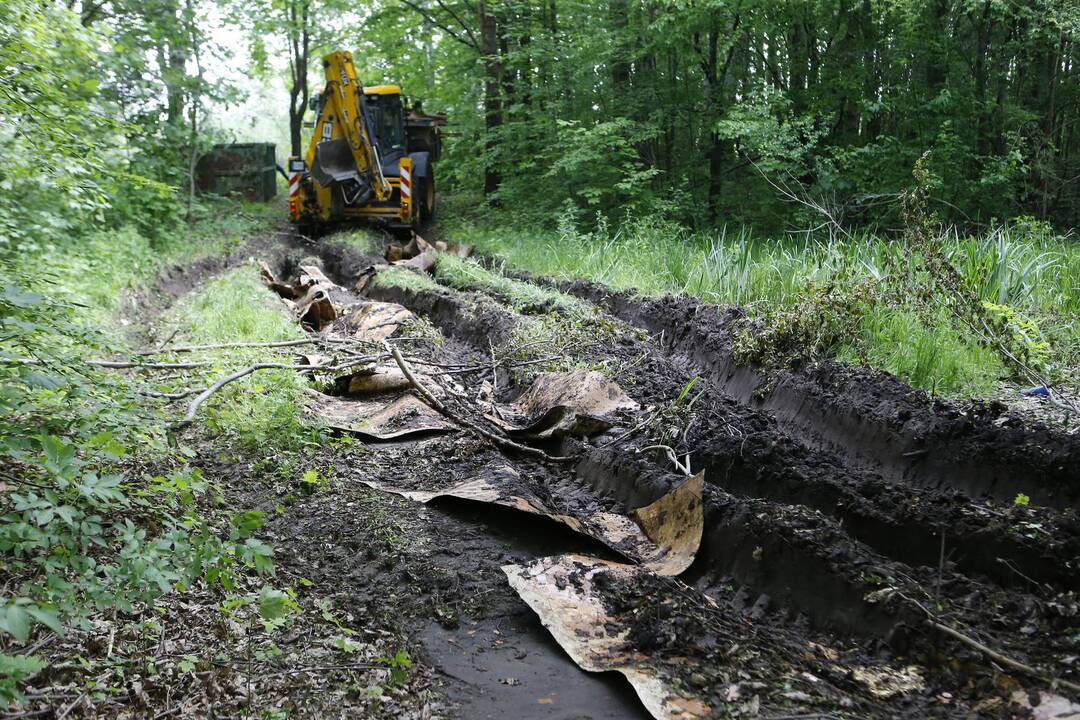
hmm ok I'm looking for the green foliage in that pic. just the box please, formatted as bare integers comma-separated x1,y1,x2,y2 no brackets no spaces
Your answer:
376,649,413,685
0,0,118,252
734,275,876,370
0,654,45,705
374,0,1080,229
0,267,278,660
162,266,317,451
434,254,591,317
447,209,1076,398
840,308,1003,397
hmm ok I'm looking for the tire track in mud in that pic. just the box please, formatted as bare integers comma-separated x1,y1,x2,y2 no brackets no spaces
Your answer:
283,236,1080,717
548,279,1080,511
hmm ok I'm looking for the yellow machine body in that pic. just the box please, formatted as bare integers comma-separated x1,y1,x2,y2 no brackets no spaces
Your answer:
287,51,441,231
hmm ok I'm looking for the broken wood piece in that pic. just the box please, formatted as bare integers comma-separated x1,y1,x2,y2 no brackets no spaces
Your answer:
171,356,378,428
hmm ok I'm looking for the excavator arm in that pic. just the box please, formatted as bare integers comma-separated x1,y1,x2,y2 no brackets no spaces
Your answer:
301,51,391,220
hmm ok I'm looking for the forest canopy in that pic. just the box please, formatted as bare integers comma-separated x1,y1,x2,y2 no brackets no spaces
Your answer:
4,0,1079,245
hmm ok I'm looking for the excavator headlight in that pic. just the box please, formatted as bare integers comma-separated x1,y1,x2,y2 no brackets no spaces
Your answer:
289,159,307,173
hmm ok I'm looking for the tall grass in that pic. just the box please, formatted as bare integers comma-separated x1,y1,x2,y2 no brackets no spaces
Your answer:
164,265,315,450
445,214,1078,398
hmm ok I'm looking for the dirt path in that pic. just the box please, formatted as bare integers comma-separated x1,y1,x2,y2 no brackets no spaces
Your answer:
145,230,1080,718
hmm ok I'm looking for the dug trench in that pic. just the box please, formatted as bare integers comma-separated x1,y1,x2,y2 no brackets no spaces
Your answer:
300,237,1075,716
186,232,1080,718
538,276,1080,511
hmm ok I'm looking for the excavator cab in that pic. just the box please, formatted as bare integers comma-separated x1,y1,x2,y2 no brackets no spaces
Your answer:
288,52,443,233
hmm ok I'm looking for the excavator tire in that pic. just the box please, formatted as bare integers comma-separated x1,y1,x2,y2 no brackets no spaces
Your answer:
419,171,435,224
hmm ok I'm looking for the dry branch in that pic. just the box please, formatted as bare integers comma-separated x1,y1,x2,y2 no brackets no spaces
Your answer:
171,356,378,428
135,338,359,355
926,620,1080,695
89,360,210,370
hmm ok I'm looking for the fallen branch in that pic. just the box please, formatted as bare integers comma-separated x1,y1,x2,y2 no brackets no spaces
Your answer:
600,410,659,449
636,444,692,476
134,338,358,355
172,356,377,428
413,355,564,375
926,619,1080,695
898,591,1080,696
139,387,205,400
89,360,210,370
384,342,576,463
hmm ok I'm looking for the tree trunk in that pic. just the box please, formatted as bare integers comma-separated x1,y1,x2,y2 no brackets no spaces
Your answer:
287,0,311,158
480,0,503,199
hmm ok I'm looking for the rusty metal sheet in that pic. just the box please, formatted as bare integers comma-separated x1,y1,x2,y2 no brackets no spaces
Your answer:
307,390,456,441
502,555,711,720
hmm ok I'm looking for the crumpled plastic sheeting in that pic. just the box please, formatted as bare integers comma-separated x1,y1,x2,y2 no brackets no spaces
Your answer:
487,370,639,440
360,466,703,576
632,472,703,576
260,262,342,330
306,390,456,441
502,555,711,720
340,301,415,341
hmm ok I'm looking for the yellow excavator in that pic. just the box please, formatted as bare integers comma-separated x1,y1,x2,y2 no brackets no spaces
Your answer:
287,50,443,234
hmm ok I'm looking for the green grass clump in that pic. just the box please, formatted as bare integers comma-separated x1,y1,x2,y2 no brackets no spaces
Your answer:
434,254,592,317
372,265,443,293
20,197,284,336
839,308,1004,397
325,228,381,254
165,265,316,450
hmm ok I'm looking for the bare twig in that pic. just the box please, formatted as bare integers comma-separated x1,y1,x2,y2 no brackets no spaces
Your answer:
139,387,205,400
600,411,659,448
900,591,1080,695
172,356,377,428
154,328,179,351
56,694,86,720
926,620,1080,695
89,360,210,370
636,444,692,475
996,557,1050,591
250,663,380,677
384,342,575,463
134,338,356,355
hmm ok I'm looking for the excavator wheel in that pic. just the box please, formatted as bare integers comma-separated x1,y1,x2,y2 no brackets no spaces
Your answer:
419,171,435,224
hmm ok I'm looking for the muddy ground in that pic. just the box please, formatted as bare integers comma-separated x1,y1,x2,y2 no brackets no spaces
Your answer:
71,227,1080,719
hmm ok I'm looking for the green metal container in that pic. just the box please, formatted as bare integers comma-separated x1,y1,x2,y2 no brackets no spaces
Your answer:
195,143,277,202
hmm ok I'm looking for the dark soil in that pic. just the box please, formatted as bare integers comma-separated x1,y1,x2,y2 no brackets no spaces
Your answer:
553,280,1080,510
90,229,1080,719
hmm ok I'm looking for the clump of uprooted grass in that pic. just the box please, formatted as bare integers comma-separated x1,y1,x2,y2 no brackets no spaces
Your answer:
444,214,1079,399
162,264,318,451
433,254,623,371
324,227,382,254
434,253,592,317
